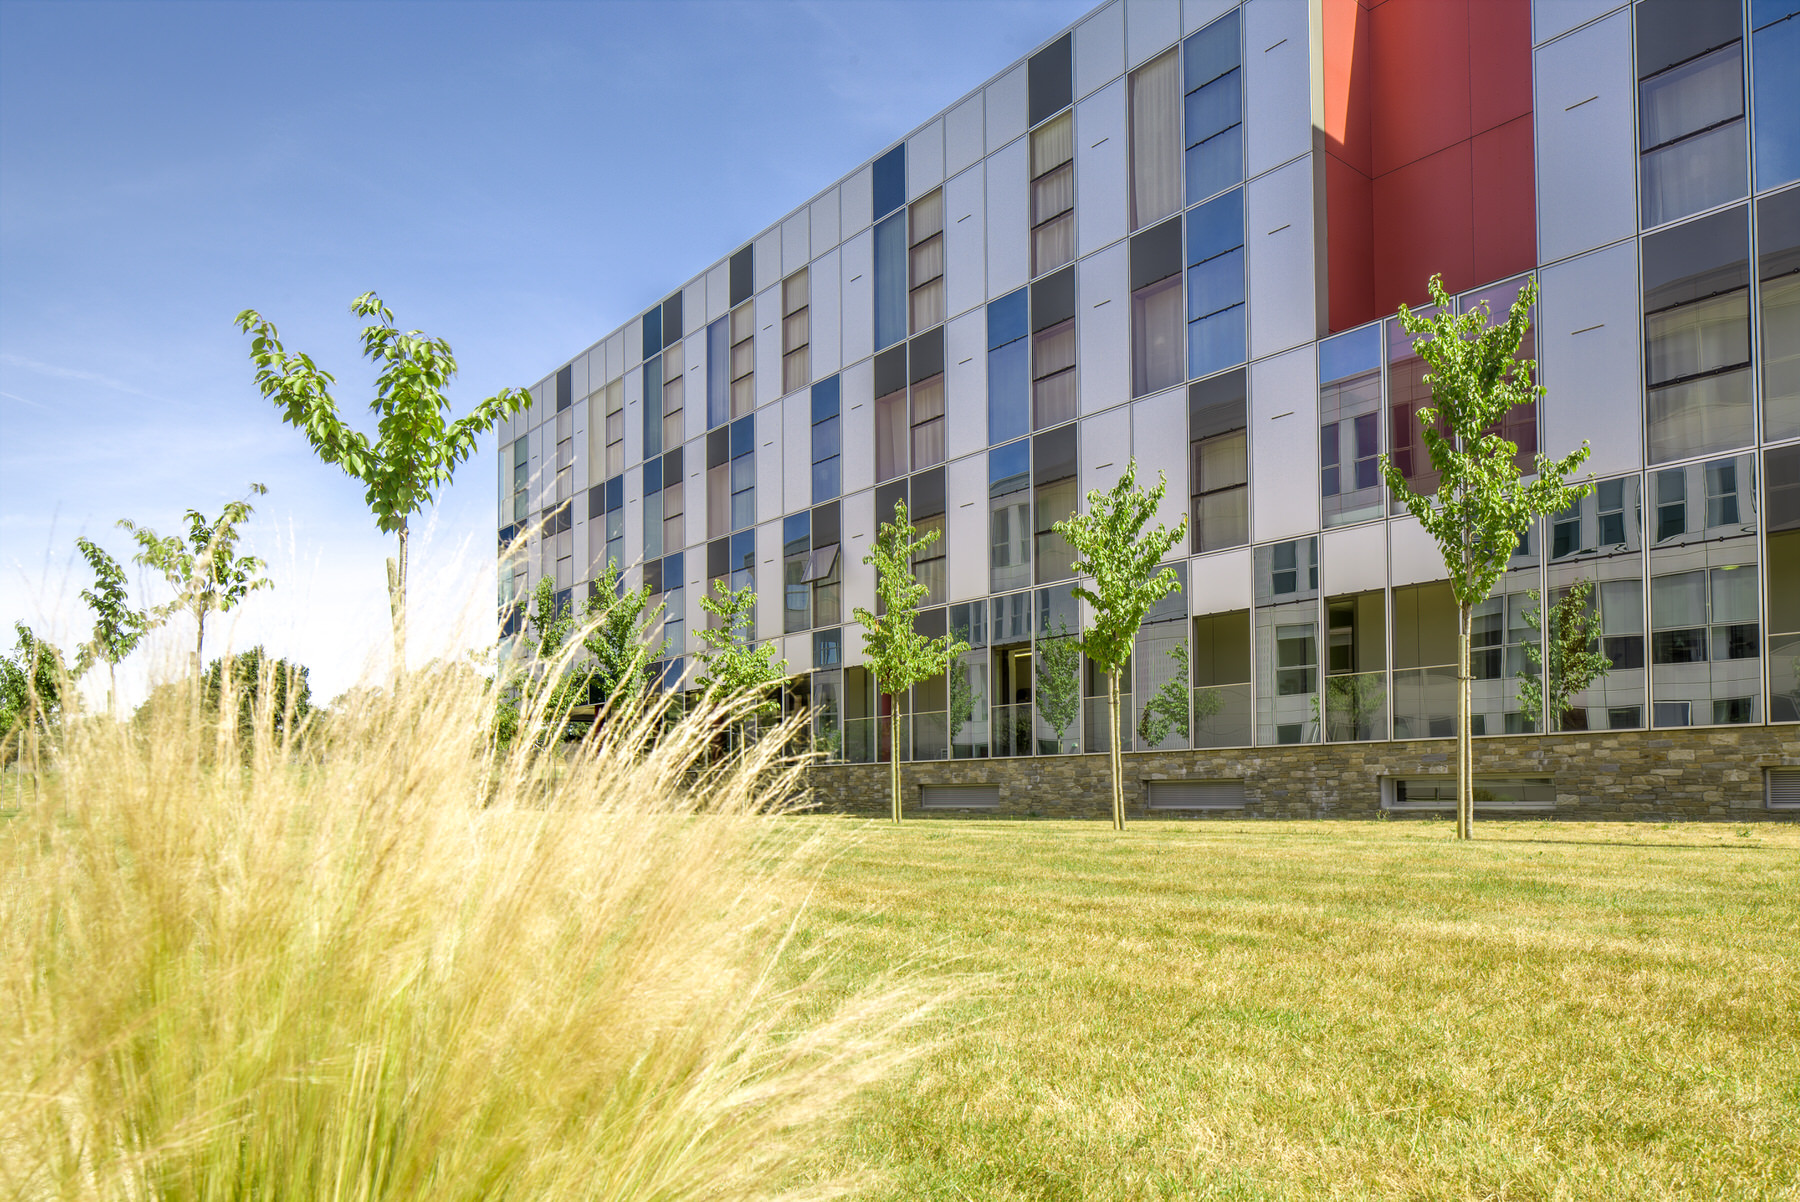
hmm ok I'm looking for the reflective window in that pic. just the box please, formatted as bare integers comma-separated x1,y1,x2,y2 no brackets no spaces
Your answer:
1545,476,1646,730
1030,114,1075,276
990,439,1032,594
811,376,841,503
909,190,945,332
1392,581,1458,739
1637,0,1747,227
1319,325,1383,528
1184,9,1242,205
1649,454,1760,726
1766,444,1800,721
1186,189,1245,380
1752,0,1800,191
1189,371,1248,553
873,211,907,351
781,268,810,395
1642,206,1754,462
1130,216,1185,397
1033,424,1078,583
1254,538,1319,745
1190,608,1252,748
1129,48,1182,231
987,289,1030,445
1133,563,1188,750
1759,188,1800,440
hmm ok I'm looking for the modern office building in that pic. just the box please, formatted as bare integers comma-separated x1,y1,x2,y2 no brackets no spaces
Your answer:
499,0,1800,819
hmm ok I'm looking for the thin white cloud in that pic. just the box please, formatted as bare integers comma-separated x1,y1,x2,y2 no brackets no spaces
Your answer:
0,351,171,403
0,389,48,409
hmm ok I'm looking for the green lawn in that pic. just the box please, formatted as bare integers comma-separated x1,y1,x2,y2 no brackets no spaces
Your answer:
796,818,1800,1200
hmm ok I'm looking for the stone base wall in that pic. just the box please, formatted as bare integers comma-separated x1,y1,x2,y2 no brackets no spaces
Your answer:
804,728,1800,821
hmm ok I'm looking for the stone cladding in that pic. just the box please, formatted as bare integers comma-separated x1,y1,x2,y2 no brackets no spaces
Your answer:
803,728,1800,821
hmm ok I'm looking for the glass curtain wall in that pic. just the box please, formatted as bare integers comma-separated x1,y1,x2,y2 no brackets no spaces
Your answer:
1254,537,1320,744
990,591,1034,757
990,438,1032,593
1649,453,1762,725
1760,187,1800,441
1186,188,1246,380
1324,590,1386,740
1129,47,1182,231
1190,608,1252,747
1643,205,1754,463
1133,563,1189,751
1545,475,1648,730
949,602,991,758
1183,8,1242,205
1767,444,1800,721
1636,0,1747,228
1392,581,1458,738
1189,370,1249,552
1319,324,1383,527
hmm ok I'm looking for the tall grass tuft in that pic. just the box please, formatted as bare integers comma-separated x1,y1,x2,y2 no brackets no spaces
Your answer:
2,652,935,1200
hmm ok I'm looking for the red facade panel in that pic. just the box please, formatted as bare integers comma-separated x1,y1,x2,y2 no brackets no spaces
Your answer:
1327,153,1377,328
1325,0,1535,332
1368,0,1471,177
1467,0,1533,134
1471,114,1537,286
1374,142,1476,310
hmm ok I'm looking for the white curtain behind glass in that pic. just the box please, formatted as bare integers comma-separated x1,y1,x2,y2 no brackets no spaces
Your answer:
1130,49,1182,230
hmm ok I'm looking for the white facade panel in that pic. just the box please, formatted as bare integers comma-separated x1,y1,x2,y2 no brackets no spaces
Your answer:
754,285,781,408
1081,410,1132,501
1076,2,1125,99
841,228,874,366
946,93,985,177
1076,78,1128,258
1078,242,1131,414
811,247,842,377
1249,344,1318,543
1389,517,1445,587
570,354,588,404
842,620,867,668
755,521,782,642
781,210,810,278
623,474,642,572
1535,11,1636,264
946,307,987,454
986,138,1030,298
985,64,1028,151
1533,0,1623,46
1131,387,1186,544
783,392,811,516
605,331,624,383
1126,0,1182,68
1184,0,1236,34
909,118,945,199
753,228,781,295
1243,0,1312,178
685,332,708,443
840,165,873,239
812,186,841,254
944,165,987,319
571,398,588,492
784,634,812,675
1538,239,1643,476
681,278,704,340
757,411,782,525
840,357,875,496
1246,154,1318,360
624,317,643,372
842,489,876,617
1322,522,1387,596
706,261,730,322
623,367,644,472
946,452,987,602
1189,545,1251,614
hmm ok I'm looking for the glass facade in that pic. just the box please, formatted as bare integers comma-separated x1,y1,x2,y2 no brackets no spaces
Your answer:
503,0,1800,773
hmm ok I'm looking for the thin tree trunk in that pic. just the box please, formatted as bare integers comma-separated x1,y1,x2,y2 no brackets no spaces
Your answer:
1458,602,1472,841
890,697,901,824
391,521,410,677
108,662,117,720
194,610,206,681
1109,668,1124,831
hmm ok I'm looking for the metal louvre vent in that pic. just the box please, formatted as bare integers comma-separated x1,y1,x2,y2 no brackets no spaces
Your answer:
919,784,1000,810
1769,769,1800,810
1146,780,1246,810
1386,775,1555,812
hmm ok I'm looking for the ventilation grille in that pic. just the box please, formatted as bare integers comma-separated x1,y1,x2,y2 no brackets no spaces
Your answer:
1146,780,1246,810
919,784,1000,810
1386,775,1555,812
1769,769,1800,809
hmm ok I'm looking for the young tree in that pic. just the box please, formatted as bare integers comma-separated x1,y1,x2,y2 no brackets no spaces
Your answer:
582,563,669,719
511,578,591,746
202,646,313,747
1054,460,1187,831
855,501,968,824
236,293,530,666
1034,619,1082,754
1517,579,1611,732
1380,275,1591,840
695,580,787,716
74,537,150,715
1,623,67,753
119,486,272,676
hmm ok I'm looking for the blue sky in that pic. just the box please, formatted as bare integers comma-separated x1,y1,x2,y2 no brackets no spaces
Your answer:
0,0,1092,701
